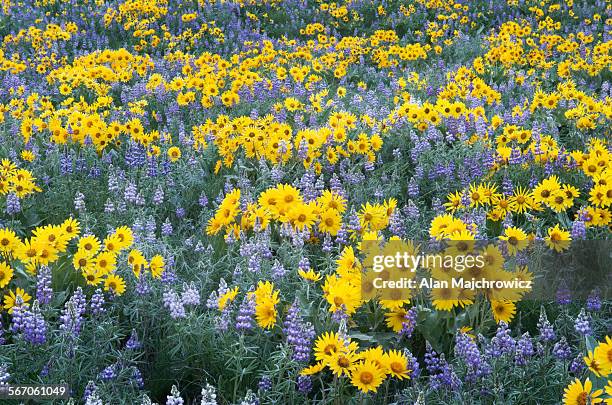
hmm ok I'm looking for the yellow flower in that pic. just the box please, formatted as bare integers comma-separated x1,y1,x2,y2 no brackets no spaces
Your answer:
218,286,239,311
104,274,126,296
298,268,322,282
563,378,603,405
300,361,326,376
314,332,345,362
168,146,181,162
350,360,385,393
3,287,32,313
499,226,528,255
328,349,359,377
149,254,165,278
490,300,516,324
583,350,606,377
593,336,612,376
78,235,101,257
383,349,411,380
0,262,14,288
545,225,571,252
318,209,341,236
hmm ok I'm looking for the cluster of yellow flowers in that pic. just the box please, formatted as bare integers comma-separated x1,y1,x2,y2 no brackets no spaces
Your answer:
47,48,154,95
0,159,41,199
206,186,351,240
2,22,77,73
74,229,165,295
564,336,612,404
0,218,80,312
302,332,410,393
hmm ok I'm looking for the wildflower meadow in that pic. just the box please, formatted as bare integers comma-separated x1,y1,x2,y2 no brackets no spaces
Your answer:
0,0,610,403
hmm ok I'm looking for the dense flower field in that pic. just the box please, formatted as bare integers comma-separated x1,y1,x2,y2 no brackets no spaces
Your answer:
0,0,611,403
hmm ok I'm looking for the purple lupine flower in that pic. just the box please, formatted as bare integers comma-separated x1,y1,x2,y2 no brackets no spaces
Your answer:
405,349,420,378
0,320,5,345
296,375,312,394
126,330,142,350
163,289,186,319
571,219,586,240
455,332,485,381
487,322,515,357
400,307,418,338
161,218,173,236
236,294,256,332
424,343,461,391
586,290,602,312
181,283,200,306
553,337,572,360
5,193,21,215
82,381,97,402
200,383,217,405
198,193,209,207
10,298,28,333
132,368,144,389
574,308,591,336
258,376,272,391
556,283,571,305
23,301,46,345
74,192,86,211
271,260,287,279
537,308,555,342
283,300,315,363
136,274,152,295
60,300,83,337
36,266,53,305
153,186,165,205
99,364,117,381
90,289,105,315
569,354,586,374
515,332,534,365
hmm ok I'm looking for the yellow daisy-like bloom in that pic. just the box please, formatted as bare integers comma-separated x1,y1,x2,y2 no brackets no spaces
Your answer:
509,186,534,214
149,254,165,278
431,286,474,311
383,349,411,380
314,332,345,362
318,209,342,236
328,349,359,377
104,274,126,296
490,300,516,324
384,308,408,333
298,268,322,282
82,267,103,286
218,286,239,311
563,378,602,405
78,235,101,257
593,336,612,376
73,250,93,271
253,281,280,329
167,146,181,162
103,234,122,255
0,228,20,254
0,261,14,288
287,202,316,231
113,226,134,250
545,224,571,252
300,361,326,376
499,226,528,255
3,287,32,313
583,350,606,377
350,360,385,393
94,251,117,275
61,217,81,239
